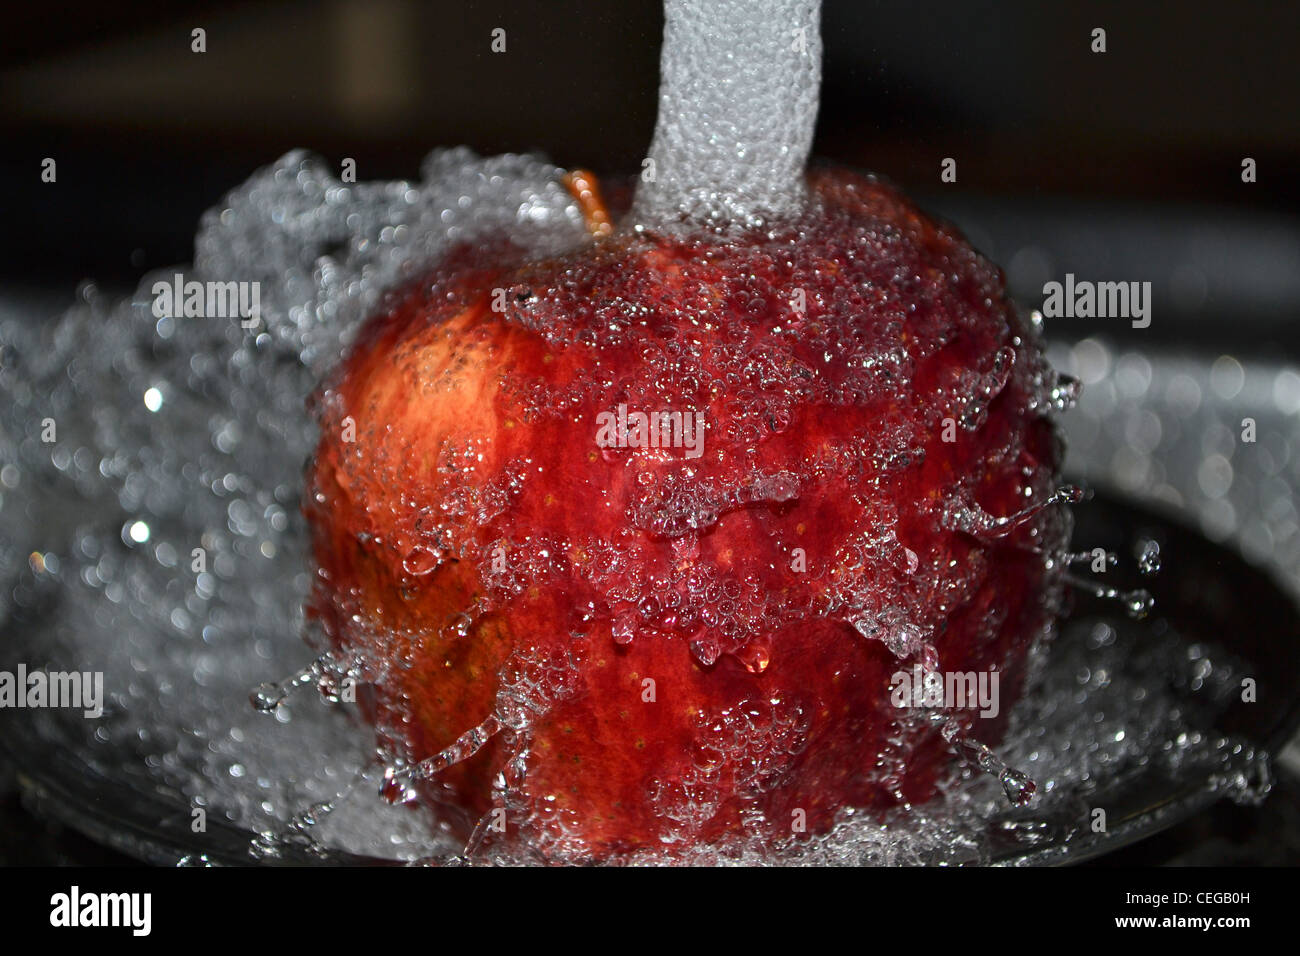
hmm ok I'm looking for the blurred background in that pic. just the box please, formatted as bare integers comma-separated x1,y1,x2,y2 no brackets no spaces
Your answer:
1,0,1299,864
0,0,1297,354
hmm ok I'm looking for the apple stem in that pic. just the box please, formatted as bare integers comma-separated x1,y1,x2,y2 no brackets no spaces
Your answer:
632,0,822,231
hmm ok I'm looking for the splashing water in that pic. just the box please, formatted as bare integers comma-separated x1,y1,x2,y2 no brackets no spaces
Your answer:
0,148,590,862
943,484,1087,539
0,148,1274,865
0,0,1278,864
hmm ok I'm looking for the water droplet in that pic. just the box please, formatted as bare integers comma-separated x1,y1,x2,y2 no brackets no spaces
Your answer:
612,612,638,645
999,768,1036,806
1048,373,1081,411
737,641,771,674
1136,539,1162,576
1066,573,1155,620
1126,589,1154,619
250,682,286,713
250,660,312,712
690,639,721,666
401,544,445,577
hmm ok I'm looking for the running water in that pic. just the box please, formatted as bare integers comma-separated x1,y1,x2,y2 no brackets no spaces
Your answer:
0,0,1277,864
632,0,821,230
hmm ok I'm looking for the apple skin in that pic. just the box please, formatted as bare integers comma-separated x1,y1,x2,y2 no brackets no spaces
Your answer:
304,167,1069,861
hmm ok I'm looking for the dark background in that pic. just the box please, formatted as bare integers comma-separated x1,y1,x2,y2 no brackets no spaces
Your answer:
1,0,1299,864
1,0,1298,354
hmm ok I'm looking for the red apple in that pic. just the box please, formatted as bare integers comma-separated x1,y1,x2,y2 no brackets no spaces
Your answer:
304,166,1069,862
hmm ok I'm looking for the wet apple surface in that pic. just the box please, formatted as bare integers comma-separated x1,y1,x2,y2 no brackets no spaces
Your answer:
304,166,1073,861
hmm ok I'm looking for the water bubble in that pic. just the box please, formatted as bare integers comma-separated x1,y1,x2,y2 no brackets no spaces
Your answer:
611,612,638,645
690,639,721,667
401,545,445,577
736,641,772,674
